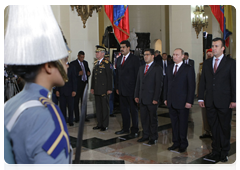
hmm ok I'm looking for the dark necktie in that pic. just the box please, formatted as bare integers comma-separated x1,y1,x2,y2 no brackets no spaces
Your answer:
174,65,178,76
121,56,126,66
144,64,149,75
214,58,219,73
164,60,167,74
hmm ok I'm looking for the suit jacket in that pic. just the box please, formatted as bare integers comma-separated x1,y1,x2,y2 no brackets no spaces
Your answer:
70,59,90,84
91,58,113,95
184,59,195,68
134,62,163,105
154,55,162,65
56,64,77,96
198,56,236,108
116,53,140,96
160,60,172,75
164,63,195,109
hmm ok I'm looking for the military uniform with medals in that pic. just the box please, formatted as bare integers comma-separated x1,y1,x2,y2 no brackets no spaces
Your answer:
91,46,113,130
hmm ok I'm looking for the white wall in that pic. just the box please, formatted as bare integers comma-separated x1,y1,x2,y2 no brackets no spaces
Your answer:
51,5,99,94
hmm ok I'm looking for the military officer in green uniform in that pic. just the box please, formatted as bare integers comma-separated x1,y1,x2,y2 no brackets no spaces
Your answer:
91,46,113,131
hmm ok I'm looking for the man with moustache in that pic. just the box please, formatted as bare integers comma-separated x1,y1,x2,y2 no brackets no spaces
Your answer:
115,40,140,137
134,49,163,145
198,37,236,162
164,48,195,153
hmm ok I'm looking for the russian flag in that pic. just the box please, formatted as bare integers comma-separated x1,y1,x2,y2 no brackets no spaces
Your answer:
209,5,233,47
104,5,130,43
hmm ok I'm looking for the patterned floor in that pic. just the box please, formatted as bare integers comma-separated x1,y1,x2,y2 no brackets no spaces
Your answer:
67,98,236,165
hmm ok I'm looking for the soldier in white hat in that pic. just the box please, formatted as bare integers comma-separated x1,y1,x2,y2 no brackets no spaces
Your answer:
4,5,71,164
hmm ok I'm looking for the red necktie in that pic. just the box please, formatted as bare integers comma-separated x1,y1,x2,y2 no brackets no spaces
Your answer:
121,56,126,66
144,64,149,75
174,65,178,75
214,58,219,73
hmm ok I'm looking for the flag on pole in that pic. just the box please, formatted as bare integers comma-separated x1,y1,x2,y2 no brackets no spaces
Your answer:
104,5,130,43
209,5,233,47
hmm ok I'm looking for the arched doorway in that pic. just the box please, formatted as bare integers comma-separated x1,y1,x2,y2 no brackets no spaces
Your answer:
154,39,162,54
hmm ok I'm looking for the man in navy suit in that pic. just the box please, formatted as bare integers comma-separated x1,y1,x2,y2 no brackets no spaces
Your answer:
134,49,163,145
56,57,77,126
115,40,140,137
198,37,236,162
164,48,195,153
70,51,91,122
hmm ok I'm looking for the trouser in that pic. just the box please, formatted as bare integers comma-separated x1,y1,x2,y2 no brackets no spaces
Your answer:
119,95,139,133
206,105,232,157
74,81,87,122
95,95,110,128
59,94,74,124
140,103,158,140
169,106,189,149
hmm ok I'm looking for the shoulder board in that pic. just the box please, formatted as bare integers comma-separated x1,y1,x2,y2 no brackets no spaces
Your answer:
104,60,109,64
94,60,98,64
39,97,70,159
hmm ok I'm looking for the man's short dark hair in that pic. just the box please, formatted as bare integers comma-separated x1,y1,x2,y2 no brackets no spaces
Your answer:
144,49,154,55
78,51,85,56
162,52,167,56
120,40,131,48
212,37,225,47
184,52,189,56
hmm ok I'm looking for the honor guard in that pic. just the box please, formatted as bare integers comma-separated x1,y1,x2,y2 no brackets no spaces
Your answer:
4,6,71,163
91,46,113,131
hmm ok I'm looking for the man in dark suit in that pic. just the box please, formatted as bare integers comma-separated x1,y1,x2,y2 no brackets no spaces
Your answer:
91,46,112,131
164,48,195,153
159,53,172,106
198,37,236,163
115,40,140,137
154,50,162,65
134,49,163,145
70,51,91,122
183,52,195,68
56,57,77,126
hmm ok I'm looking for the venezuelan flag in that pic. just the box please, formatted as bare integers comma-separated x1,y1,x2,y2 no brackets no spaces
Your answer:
209,5,233,47
104,5,130,43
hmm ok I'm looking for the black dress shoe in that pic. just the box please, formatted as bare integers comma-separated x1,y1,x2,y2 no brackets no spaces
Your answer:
75,120,79,123
137,137,149,142
100,127,108,131
167,145,180,150
85,118,90,122
178,148,187,153
128,132,139,138
69,123,74,126
110,114,116,117
93,126,101,130
203,152,220,162
147,140,158,145
220,156,228,162
199,133,212,139
115,129,129,135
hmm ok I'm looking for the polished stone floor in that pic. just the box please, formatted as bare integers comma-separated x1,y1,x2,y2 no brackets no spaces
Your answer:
67,98,236,165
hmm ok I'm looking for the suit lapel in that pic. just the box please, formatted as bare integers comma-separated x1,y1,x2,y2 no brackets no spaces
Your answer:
174,63,185,78
144,62,155,77
215,55,226,74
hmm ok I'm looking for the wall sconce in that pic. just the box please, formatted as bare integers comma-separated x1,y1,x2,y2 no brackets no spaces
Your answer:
70,5,102,28
192,5,208,38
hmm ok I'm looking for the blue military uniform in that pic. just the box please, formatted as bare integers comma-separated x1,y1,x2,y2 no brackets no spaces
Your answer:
4,83,71,164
